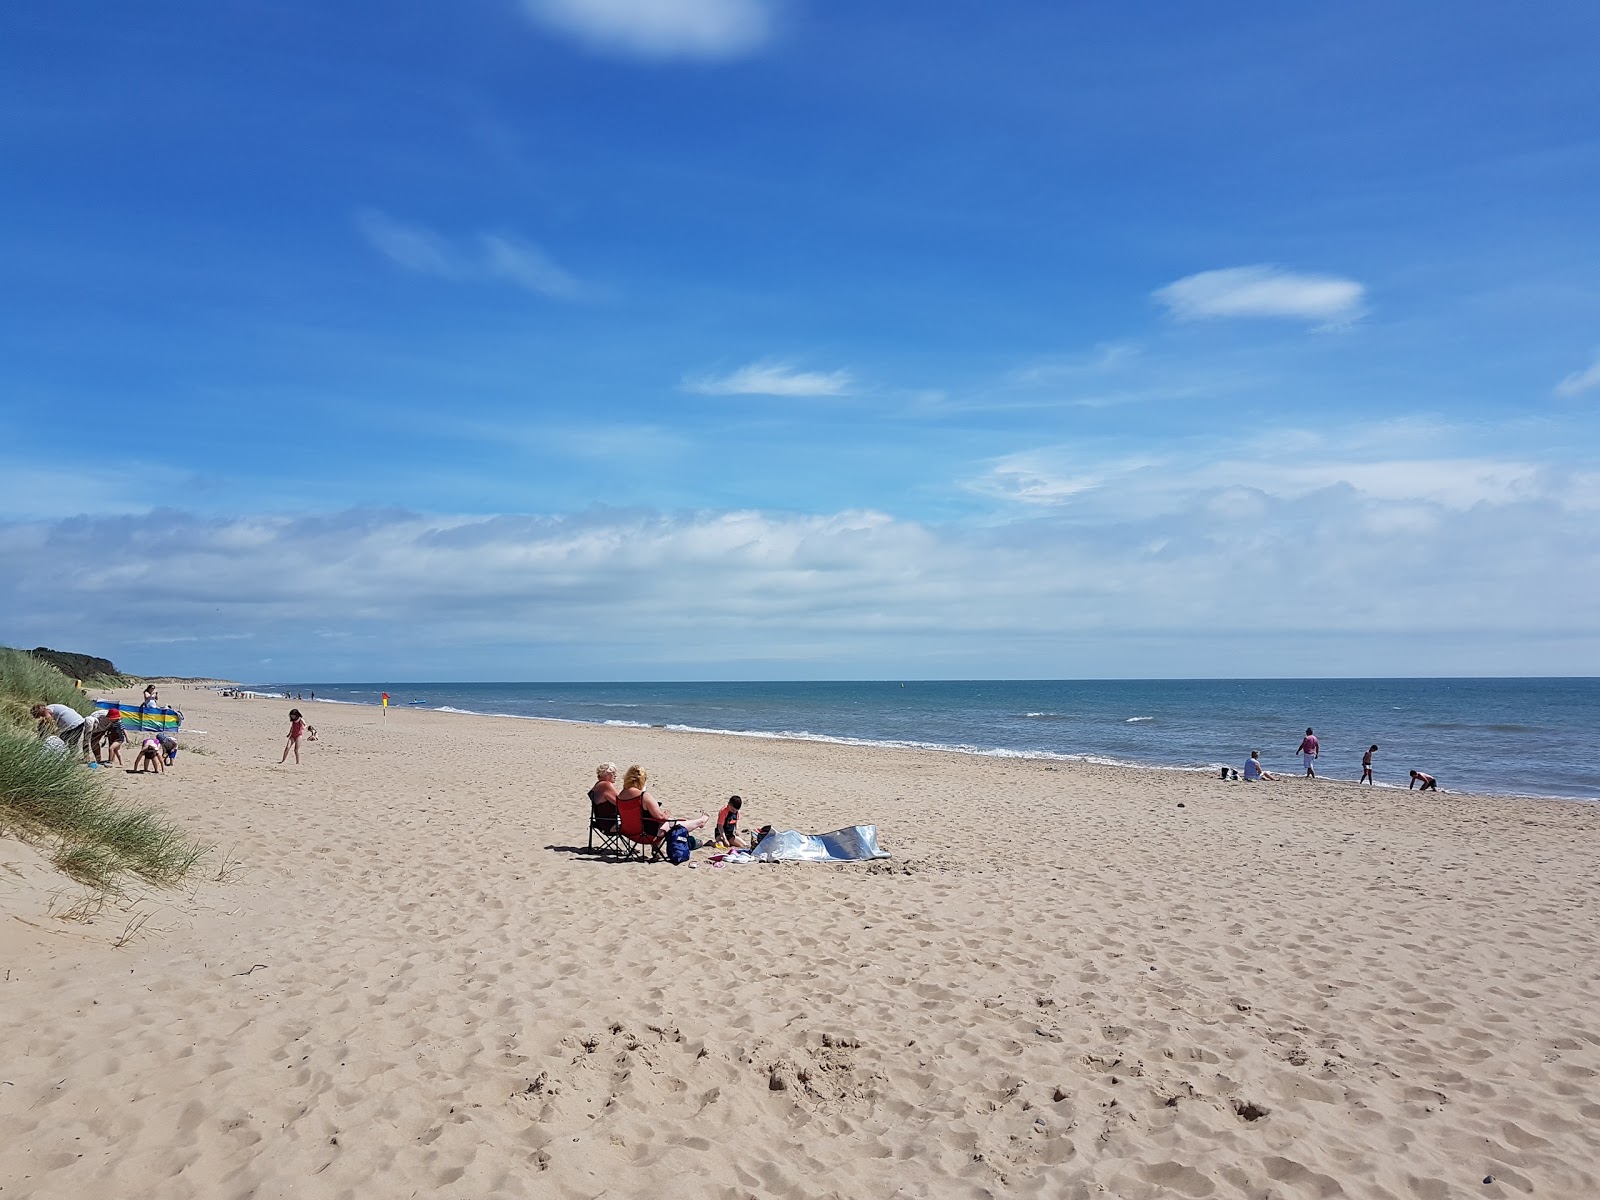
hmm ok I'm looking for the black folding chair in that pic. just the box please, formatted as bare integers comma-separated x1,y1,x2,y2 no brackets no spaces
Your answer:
587,801,637,857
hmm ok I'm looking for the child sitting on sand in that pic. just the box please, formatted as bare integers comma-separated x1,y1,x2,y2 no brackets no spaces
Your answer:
280,708,309,764
716,795,748,849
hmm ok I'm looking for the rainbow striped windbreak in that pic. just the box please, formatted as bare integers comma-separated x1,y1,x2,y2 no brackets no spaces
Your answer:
95,700,182,734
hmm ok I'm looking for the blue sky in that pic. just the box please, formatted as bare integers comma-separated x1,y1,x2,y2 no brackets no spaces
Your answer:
4,1,1599,680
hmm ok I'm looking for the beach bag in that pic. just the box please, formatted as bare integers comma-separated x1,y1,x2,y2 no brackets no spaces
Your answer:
664,824,693,865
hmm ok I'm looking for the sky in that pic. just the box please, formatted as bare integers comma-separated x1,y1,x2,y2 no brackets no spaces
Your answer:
3,0,1599,681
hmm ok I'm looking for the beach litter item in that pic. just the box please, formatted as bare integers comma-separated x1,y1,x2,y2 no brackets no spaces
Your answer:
749,825,890,863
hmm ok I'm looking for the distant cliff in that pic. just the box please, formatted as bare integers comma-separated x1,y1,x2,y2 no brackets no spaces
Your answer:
29,647,122,682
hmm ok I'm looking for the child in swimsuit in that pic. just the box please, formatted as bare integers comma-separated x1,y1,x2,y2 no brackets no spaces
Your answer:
280,708,308,764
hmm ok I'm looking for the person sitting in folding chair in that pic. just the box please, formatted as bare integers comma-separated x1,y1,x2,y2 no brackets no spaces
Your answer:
586,762,628,853
615,765,710,861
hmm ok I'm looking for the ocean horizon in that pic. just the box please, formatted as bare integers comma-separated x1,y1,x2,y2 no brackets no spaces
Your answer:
235,677,1600,803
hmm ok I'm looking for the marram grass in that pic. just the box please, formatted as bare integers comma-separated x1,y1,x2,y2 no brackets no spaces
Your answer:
0,730,207,890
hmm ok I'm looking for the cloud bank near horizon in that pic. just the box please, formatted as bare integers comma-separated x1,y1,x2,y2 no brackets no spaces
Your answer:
5,462,1597,679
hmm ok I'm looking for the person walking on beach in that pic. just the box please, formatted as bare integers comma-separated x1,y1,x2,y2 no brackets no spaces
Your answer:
1361,744,1378,785
280,708,309,764
1409,770,1437,792
1296,728,1320,778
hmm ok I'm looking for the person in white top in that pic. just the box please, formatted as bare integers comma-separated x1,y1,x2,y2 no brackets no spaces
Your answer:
31,703,87,749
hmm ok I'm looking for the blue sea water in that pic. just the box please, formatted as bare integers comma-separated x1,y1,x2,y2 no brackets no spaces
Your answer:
249,679,1600,802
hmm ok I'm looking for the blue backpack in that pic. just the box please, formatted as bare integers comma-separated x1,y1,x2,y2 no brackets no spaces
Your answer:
664,825,693,865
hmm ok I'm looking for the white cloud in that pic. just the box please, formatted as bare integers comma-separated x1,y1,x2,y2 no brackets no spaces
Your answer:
355,211,459,277
522,0,776,60
1154,265,1366,324
1555,354,1600,398
969,441,1550,517
479,234,587,300
355,211,589,300
685,360,853,397
4,483,1599,678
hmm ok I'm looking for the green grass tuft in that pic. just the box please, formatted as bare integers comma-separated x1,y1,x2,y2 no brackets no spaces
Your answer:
0,729,208,889
0,646,95,732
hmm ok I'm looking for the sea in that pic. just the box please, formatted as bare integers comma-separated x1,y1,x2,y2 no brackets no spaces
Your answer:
242,679,1600,803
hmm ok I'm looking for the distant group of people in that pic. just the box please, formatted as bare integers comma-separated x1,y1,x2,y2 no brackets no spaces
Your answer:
1233,726,1437,791
588,763,768,858
30,684,178,773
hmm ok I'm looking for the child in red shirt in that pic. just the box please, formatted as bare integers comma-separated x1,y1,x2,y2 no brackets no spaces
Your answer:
716,795,747,849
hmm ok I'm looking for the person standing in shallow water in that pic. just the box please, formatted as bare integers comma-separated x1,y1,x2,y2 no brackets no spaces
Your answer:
1297,728,1320,778
1361,744,1378,785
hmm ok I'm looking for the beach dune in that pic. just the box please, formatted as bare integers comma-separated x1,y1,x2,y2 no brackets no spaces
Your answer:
3,691,1599,1198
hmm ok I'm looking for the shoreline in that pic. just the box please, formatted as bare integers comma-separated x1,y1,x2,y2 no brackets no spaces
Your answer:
232,688,1600,809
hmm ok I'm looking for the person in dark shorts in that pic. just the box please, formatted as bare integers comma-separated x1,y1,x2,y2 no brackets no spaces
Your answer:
31,703,87,750
1409,770,1437,792
716,795,747,848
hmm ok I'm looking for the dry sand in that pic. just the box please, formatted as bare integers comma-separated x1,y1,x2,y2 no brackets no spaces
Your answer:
3,690,1599,1199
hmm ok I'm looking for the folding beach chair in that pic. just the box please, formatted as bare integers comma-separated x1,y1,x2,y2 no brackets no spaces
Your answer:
615,793,665,862
587,791,633,857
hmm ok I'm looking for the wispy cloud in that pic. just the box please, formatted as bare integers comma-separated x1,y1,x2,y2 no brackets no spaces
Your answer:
1154,265,1366,324
355,211,590,300
966,427,1556,516
1555,354,1600,399
522,0,777,60
684,360,853,397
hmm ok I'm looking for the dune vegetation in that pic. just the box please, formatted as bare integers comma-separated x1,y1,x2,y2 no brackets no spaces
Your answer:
0,646,206,890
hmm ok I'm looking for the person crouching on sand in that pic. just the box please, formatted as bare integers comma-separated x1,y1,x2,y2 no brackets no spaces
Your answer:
132,737,165,773
280,708,309,764
1409,770,1437,792
1243,751,1276,782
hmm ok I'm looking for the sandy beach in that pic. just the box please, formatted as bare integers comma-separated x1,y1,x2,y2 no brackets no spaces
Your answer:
3,690,1599,1199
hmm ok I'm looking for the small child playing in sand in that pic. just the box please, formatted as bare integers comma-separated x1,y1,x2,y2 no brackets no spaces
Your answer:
1409,770,1437,792
716,795,747,849
132,737,165,773
280,708,309,764
1361,745,1378,784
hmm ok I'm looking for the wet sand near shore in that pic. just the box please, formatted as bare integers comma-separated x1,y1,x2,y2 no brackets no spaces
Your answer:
3,691,1599,1199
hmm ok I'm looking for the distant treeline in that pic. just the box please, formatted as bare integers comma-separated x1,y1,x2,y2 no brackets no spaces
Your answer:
28,647,130,684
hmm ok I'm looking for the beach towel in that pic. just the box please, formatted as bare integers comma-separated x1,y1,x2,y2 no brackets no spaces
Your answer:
750,825,890,863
